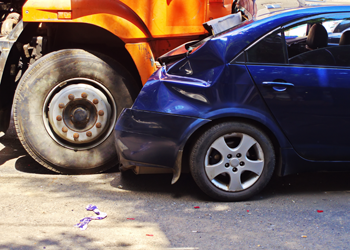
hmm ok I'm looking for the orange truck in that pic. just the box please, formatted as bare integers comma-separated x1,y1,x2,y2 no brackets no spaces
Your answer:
0,0,233,174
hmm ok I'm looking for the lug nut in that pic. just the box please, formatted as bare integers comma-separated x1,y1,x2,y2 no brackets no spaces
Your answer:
93,99,99,104
232,167,238,172
81,92,88,98
98,110,104,116
86,131,92,137
225,163,230,168
62,127,68,133
56,115,62,121
68,94,75,101
240,161,245,166
73,133,79,140
58,103,65,109
236,153,242,158
227,154,232,159
96,122,102,128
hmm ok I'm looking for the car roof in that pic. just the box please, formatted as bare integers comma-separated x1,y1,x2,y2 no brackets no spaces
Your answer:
207,5,350,64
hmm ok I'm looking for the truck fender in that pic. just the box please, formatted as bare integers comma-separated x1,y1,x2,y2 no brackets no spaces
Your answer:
23,0,152,41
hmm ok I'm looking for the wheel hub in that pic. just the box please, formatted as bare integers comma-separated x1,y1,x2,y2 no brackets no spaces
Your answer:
229,158,240,167
62,98,97,131
47,84,112,144
71,107,89,125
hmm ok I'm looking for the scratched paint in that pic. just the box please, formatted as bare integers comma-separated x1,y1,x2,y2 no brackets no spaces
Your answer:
138,44,155,67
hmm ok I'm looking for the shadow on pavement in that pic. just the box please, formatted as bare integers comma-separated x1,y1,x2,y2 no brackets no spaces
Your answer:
262,171,350,197
0,232,134,250
0,134,120,175
0,136,26,165
0,134,58,174
15,155,58,174
110,170,208,201
15,156,120,175
2,133,350,201
110,169,350,201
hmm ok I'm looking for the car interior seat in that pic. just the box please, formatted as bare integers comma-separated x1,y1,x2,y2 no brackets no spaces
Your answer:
339,30,350,45
306,23,328,50
289,23,336,66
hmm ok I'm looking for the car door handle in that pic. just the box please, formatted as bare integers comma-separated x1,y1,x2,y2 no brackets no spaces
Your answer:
262,82,294,87
262,82,294,92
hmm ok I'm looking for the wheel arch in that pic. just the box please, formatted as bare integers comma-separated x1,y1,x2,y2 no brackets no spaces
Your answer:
22,0,158,86
23,0,152,40
0,21,145,132
181,115,286,176
46,22,143,89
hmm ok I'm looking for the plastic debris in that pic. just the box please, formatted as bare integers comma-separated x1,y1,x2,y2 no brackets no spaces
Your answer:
194,206,200,209
127,218,135,220
247,210,250,212
74,204,107,230
146,234,154,236
317,210,324,213
118,185,123,189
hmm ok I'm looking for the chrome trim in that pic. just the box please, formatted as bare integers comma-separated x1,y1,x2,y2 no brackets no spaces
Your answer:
244,26,283,52
264,4,281,9
230,51,245,64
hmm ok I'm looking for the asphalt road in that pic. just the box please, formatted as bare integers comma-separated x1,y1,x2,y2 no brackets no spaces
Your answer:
0,122,350,250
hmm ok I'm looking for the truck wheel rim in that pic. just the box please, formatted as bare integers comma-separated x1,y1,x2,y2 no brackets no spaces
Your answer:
43,78,117,150
204,133,264,192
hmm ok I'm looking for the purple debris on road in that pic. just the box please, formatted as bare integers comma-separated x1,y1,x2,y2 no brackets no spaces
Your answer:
74,204,107,230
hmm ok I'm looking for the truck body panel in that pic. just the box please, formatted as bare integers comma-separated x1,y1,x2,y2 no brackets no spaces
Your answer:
22,0,232,84
23,0,232,39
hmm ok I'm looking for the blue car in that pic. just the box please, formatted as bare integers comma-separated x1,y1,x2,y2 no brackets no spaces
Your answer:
115,5,350,201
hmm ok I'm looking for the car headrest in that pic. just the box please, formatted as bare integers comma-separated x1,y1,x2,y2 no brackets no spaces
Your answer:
339,30,350,45
306,24,328,50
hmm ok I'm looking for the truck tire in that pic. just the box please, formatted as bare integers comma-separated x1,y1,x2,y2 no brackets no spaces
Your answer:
13,49,140,174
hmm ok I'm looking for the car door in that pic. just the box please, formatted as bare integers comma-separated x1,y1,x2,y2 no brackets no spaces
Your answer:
243,26,350,161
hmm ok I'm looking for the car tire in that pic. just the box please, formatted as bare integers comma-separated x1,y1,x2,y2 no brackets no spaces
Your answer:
189,121,275,201
13,49,139,174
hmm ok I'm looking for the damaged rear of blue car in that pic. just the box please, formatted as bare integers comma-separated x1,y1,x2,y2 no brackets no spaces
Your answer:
115,5,350,201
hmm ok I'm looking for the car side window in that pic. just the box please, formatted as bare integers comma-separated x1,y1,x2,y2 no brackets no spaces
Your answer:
290,45,350,67
289,47,337,66
285,13,350,68
245,30,286,64
330,45,350,66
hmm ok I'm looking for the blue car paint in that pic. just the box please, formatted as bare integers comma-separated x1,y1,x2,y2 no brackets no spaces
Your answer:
115,108,210,168
248,64,350,161
115,6,350,177
134,63,291,147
